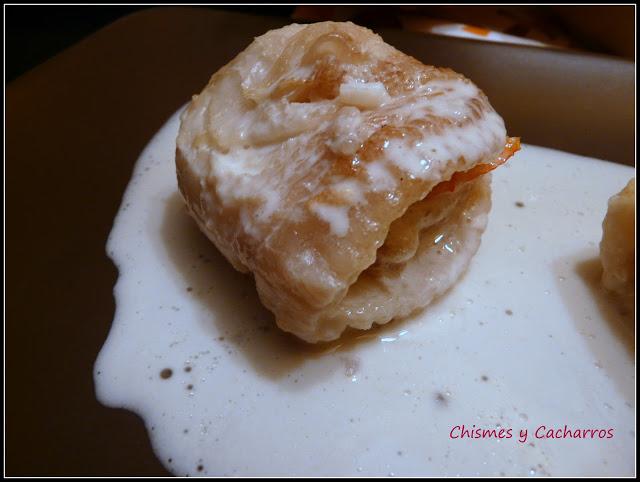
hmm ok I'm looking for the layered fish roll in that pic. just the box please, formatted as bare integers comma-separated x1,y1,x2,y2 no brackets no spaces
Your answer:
176,22,519,342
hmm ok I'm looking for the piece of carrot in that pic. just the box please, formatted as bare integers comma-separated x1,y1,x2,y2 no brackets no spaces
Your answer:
462,25,491,37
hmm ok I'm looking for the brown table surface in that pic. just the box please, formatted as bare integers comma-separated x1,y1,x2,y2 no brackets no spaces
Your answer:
6,7,635,476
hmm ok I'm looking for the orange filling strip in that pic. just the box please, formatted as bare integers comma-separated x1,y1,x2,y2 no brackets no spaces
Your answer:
428,137,521,198
463,25,491,37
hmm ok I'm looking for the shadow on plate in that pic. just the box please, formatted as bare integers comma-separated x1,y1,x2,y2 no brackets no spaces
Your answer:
575,257,634,356
160,192,416,385
553,252,634,404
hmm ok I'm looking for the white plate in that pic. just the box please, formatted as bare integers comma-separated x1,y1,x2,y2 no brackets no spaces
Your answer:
95,108,635,477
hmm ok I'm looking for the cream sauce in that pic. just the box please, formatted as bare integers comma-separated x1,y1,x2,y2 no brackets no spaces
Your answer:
96,108,635,476
309,202,351,237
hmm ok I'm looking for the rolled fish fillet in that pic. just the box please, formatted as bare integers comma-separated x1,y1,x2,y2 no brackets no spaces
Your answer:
176,22,519,342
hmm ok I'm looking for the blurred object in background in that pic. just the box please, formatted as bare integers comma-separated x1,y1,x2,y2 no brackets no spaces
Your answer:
292,5,635,58
5,5,294,82
6,6,146,82
398,6,574,48
6,5,635,83
550,5,635,59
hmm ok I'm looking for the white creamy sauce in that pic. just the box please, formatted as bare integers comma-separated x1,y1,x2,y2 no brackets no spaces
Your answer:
330,178,366,205
209,146,284,231
338,80,391,109
389,108,504,179
309,202,350,237
366,161,397,192
421,80,478,118
376,82,505,180
384,139,433,177
327,106,372,157
96,108,635,476
255,188,281,222
386,81,477,124
248,100,332,145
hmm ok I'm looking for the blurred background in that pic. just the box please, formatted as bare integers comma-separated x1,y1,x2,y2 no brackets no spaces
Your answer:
6,5,635,83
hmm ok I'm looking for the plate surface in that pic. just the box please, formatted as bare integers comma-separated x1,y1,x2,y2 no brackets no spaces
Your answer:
95,108,634,477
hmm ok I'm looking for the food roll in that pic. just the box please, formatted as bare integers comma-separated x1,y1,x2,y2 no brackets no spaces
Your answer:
176,22,519,342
